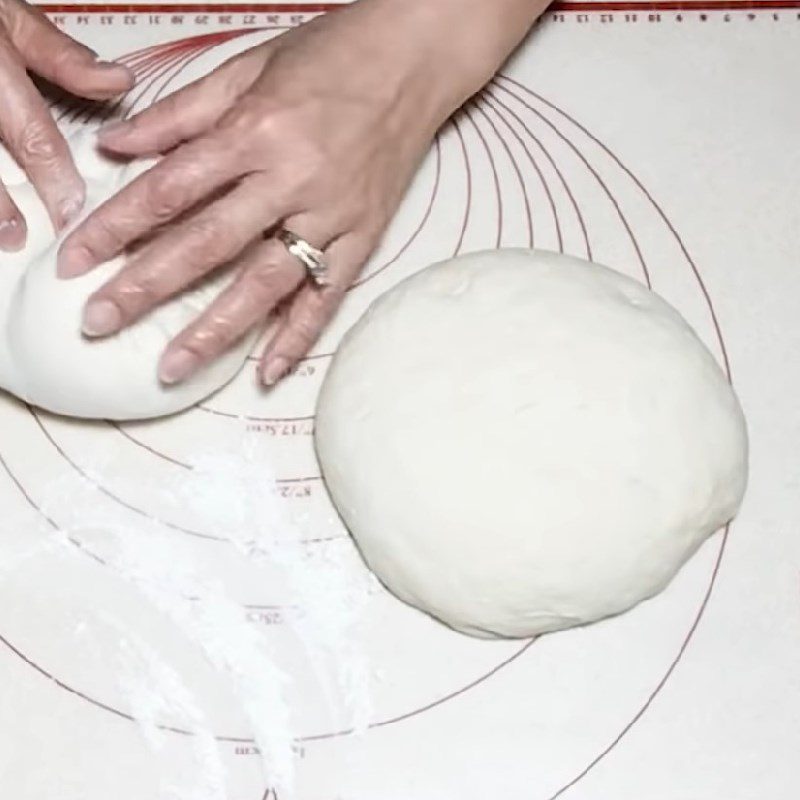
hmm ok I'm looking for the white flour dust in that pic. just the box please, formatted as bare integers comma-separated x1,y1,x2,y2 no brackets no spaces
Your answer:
78,613,228,800
177,445,377,737
32,434,375,799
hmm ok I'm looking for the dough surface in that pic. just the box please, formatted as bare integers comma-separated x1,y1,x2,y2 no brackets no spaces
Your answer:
0,131,254,420
315,249,748,639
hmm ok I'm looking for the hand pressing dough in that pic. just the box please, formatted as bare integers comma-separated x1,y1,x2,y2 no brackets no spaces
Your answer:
0,131,255,420
315,249,748,639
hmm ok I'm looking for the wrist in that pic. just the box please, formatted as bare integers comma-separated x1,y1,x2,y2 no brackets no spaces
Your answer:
352,0,549,117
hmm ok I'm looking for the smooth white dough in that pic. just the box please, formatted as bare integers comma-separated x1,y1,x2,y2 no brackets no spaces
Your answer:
0,131,255,420
315,249,748,639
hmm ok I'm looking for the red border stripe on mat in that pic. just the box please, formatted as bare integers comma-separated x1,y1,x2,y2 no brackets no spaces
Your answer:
34,1,800,13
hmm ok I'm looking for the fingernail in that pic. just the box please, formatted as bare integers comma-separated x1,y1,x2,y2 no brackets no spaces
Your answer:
261,357,289,386
0,217,26,252
96,62,136,84
159,348,200,385
96,60,128,72
59,195,85,231
58,245,94,279
83,299,122,337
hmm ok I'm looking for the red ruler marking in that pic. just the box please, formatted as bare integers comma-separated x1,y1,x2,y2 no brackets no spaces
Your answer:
33,1,800,13
40,3,336,10
558,0,800,7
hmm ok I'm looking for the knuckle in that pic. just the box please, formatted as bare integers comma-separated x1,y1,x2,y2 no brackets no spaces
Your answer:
185,214,223,245
182,216,228,264
222,99,324,188
145,168,194,220
83,212,126,257
222,97,277,150
286,310,321,349
229,94,273,130
48,47,82,87
247,260,293,298
188,318,238,356
247,263,280,294
252,112,283,143
114,269,165,313
17,119,60,163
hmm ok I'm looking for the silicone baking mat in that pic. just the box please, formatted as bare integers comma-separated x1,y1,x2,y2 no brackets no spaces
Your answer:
0,2,797,798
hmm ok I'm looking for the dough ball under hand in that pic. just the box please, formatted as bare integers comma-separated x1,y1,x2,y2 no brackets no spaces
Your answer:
0,131,255,421
315,249,748,639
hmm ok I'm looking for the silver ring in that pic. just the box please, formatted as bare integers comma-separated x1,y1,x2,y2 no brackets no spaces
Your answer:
277,229,329,286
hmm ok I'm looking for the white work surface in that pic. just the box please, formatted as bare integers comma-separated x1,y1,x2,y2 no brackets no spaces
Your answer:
0,2,798,798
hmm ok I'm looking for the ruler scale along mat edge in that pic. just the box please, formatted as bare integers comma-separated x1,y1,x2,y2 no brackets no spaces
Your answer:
31,2,800,12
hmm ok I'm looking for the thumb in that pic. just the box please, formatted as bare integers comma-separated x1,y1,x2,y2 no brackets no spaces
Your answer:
6,3,133,99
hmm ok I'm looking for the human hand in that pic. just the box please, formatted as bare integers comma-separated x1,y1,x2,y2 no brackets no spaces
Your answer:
0,0,132,249
58,0,545,386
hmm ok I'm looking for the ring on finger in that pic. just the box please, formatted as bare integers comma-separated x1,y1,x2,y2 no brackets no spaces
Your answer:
276,228,329,286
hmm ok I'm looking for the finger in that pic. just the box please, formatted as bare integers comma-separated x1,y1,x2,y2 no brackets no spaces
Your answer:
98,46,267,154
8,3,132,98
0,33,84,230
158,216,336,383
58,134,243,277
157,238,306,384
0,183,26,251
260,230,375,385
80,177,282,339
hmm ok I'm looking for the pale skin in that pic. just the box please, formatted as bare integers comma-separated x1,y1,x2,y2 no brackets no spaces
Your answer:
0,0,133,248
20,0,549,387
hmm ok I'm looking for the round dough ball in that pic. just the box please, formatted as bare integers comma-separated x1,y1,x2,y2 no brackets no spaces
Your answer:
0,131,254,420
315,249,748,639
